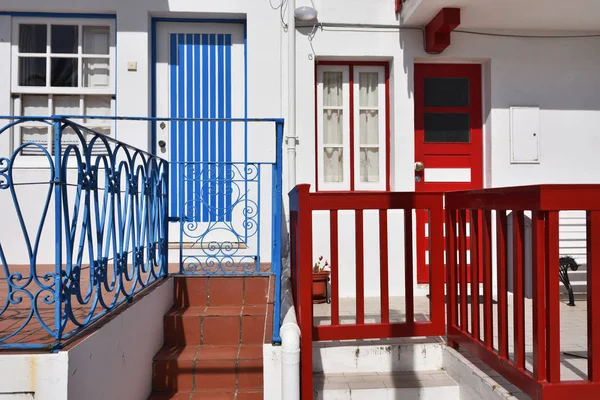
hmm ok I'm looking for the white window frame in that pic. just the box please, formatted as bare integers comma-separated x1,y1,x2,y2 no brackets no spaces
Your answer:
11,17,116,95
316,64,387,191
316,65,351,191
9,17,116,162
353,65,387,191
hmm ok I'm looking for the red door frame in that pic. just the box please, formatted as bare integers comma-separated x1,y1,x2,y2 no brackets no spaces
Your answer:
314,61,391,192
414,63,483,283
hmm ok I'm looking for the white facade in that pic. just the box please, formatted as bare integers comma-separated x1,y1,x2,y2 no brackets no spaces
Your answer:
0,0,598,295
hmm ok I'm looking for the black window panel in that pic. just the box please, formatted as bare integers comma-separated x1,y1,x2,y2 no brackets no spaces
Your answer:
424,78,469,107
424,113,470,143
51,58,78,87
51,25,78,54
19,25,47,53
19,58,47,86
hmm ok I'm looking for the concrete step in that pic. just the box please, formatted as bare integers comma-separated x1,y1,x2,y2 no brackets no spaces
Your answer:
313,338,445,374
313,370,459,400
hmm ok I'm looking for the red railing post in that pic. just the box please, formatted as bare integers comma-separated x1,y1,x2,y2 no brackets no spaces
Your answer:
482,210,493,349
512,210,526,370
532,210,547,381
587,210,600,381
330,210,340,326
379,210,390,324
290,184,314,400
355,210,365,324
458,209,468,332
470,209,480,341
497,210,509,359
428,198,445,332
404,208,415,326
446,208,458,348
545,211,560,383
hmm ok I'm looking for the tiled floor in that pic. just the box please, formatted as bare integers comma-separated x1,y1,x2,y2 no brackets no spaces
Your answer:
314,294,589,399
313,370,457,391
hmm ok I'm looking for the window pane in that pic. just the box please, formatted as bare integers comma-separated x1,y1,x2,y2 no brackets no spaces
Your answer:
359,72,378,107
83,58,110,88
51,25,78,54
424,78,469,107
85,96,112,123
19,58,46,86
51,58,78,87
323,72,343,107
359,147,379,183
54,95,80,115
323,109,343,145
19,24,47,53
323,147,343,183
359,110,378,145
22,95,48,116
424,113,470,143
83,26,110,54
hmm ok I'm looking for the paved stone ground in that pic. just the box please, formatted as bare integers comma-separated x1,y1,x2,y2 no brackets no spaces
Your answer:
314,294,589,399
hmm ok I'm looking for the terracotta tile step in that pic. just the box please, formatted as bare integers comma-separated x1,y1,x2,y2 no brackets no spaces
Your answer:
166,305,267,317
173,276,274,308
164,311,267,346
154,345,262,362
147,390,263,400
152,345,263,393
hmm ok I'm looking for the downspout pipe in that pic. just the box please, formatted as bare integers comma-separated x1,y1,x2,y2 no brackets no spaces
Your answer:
280,258,300,400
287,0,297,188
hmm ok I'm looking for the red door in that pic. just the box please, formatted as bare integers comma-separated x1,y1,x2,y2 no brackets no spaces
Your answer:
414,64,483,283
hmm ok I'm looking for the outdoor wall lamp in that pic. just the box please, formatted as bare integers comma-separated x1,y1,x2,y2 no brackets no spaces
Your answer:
294,6,318,22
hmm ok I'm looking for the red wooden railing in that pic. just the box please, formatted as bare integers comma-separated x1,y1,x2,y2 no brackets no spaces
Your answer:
289,184,446,399
446,185,600,400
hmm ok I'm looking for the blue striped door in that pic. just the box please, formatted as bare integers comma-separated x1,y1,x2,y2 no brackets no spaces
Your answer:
169,33,232,223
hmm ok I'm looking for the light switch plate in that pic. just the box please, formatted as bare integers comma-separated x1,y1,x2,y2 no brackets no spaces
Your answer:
127,61,137,71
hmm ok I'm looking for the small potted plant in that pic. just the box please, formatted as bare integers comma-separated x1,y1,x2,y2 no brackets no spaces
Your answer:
312,256,330,304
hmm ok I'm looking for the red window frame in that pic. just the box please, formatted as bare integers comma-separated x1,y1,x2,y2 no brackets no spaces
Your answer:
314,61,391,192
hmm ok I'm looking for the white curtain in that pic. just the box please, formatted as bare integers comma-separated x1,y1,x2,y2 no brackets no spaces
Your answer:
323,72,344,182
358,72,379,183
83,27,110,88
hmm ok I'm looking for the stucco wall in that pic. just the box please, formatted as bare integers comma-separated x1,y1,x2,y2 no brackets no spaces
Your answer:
1,1,599,295
296,22,600,297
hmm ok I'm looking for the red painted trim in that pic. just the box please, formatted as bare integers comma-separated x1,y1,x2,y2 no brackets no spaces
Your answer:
314,61,319,192
425,8,461,53
385,63,391,191
395,0,402,14
349,66,355,190
315,61,391,192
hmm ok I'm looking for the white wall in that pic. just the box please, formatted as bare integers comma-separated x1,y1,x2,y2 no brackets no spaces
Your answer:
295,19,600,297
2,1,600,293
0,278,173,400
0,1,285,266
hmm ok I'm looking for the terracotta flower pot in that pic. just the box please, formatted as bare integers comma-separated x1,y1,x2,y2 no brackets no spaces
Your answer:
312,270,330,304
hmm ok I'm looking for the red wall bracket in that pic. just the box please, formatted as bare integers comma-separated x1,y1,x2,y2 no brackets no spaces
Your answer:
425,8,461,53
395,0,404,14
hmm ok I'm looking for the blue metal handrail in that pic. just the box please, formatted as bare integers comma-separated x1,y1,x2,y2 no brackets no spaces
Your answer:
0,115,284,348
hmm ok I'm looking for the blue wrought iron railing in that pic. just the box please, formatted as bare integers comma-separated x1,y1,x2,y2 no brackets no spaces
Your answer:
0,115,285,348
0,116,169,349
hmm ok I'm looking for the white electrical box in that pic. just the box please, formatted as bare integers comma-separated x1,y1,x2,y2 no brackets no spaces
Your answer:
510,106,540,163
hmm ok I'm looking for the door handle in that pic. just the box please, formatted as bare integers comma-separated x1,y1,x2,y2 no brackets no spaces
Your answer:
414,161,425,172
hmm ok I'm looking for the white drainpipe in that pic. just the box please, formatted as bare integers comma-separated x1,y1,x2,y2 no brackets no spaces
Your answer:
280,257,300,400
287,0,297,188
